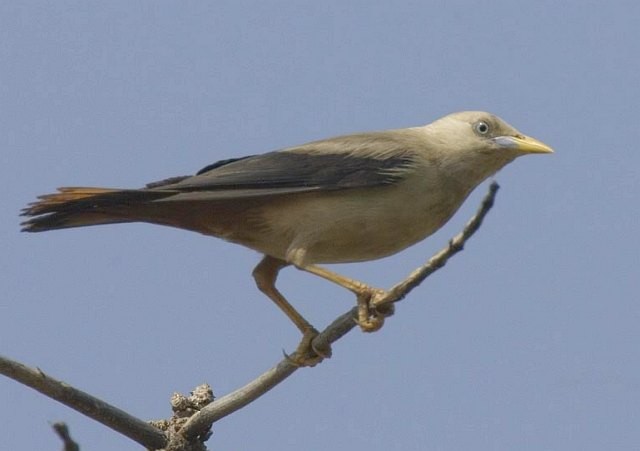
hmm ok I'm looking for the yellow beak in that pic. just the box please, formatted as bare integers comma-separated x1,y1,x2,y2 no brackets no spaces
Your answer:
494,134,554,154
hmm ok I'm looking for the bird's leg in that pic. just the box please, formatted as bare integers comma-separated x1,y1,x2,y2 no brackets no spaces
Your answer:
253,256,331,366
300,265,394,333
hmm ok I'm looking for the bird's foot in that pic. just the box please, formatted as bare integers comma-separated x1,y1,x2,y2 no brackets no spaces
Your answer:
285,328,332,367
356,288,395,332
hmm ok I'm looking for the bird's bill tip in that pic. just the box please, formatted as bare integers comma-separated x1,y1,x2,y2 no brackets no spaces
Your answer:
493,135,554,154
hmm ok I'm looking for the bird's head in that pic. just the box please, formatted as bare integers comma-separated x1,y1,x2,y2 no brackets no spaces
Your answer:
424,111,553,184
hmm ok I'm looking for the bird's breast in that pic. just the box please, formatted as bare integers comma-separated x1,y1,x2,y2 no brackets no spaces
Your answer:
254,170,469,265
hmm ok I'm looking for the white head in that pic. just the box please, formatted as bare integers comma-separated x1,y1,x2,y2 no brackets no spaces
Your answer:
423,111,553,185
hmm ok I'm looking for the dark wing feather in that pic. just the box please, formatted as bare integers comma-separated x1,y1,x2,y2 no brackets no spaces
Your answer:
150,133,419,200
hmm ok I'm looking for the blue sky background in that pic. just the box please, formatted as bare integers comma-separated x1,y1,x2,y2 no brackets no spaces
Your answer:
2,2,639,450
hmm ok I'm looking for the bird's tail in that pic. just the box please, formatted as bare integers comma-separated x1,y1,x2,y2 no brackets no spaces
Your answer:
20,187,174,232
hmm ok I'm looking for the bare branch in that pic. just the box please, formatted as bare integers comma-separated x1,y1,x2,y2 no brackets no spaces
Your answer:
0,355,167,450
182,181,500,440
52,422,80,451
181,308,358,440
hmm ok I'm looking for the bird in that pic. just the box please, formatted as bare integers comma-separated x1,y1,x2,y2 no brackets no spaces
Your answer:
21,111,552,366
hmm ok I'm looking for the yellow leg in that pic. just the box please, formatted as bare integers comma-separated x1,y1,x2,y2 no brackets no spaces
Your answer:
253,256,331,366
301,264,370,294
300,265,393,332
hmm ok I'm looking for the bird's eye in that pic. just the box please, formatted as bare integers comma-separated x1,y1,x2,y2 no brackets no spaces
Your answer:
474,121,490,135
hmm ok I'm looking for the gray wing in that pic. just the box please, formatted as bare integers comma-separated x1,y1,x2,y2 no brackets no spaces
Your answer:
148,131,421,201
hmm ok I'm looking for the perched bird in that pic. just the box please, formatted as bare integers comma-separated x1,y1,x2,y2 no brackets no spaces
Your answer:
21,111,552,365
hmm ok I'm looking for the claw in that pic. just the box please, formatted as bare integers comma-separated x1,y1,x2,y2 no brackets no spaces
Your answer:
284,328,332,367
355,288,392,333
356,315,385,332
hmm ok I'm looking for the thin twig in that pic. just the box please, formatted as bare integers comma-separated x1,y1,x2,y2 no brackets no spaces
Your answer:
0,356,167,450
181,307,358,440
52,422,80,451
